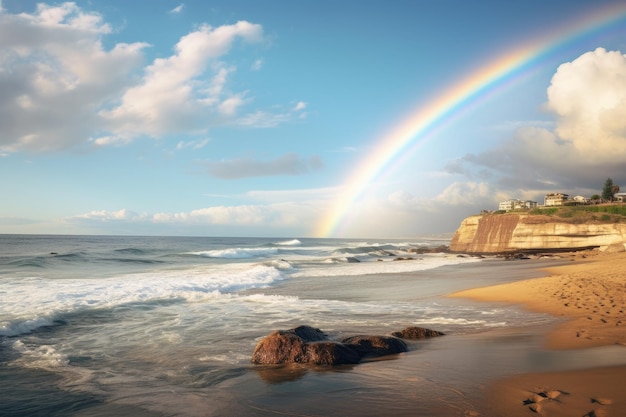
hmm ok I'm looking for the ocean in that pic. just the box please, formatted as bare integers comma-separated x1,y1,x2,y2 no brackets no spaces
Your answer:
2,234,622,416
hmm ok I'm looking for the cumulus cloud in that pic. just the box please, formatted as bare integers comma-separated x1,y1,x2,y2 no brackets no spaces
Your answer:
547,48,626,162
0,3,147,152
448,47,626,197
0,3,302,153
99,21,264,140
202,153,323,179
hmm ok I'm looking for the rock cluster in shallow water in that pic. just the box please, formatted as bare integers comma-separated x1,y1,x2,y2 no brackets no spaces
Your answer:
251,325,444,366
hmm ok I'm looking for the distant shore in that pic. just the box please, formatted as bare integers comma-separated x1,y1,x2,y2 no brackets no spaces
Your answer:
450,249,626,416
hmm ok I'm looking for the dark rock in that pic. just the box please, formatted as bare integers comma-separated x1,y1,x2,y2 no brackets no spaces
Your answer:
407,245,450,254
341,335,407,357
391,326,445,339
251,326,361,365
251,330,309,364
251,325,445,366
291,325,328,342
305,342,361,365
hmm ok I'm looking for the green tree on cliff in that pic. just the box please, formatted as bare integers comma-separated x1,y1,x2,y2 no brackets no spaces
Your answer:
602,178,617,201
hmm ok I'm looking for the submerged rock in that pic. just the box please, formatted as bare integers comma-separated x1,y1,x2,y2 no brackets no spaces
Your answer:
391,326,445,339
305,342,361,365
341,335,407,357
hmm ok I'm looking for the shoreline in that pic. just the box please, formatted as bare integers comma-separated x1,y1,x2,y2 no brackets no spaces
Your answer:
449,249,626,416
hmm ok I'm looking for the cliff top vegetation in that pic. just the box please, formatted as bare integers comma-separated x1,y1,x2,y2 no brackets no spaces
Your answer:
489,205,626,224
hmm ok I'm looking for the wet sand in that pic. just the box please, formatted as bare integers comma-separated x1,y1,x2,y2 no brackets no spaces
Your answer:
451,250,626,417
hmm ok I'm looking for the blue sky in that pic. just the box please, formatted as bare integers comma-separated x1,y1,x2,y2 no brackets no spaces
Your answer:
2,0,626,238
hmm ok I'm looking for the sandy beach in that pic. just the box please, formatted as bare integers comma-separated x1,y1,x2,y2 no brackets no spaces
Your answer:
451,250,626,417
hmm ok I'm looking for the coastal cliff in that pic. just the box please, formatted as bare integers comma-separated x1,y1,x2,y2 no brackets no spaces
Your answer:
450,213,626,253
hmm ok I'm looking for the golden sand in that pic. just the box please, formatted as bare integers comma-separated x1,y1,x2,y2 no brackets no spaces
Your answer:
450,250,626,416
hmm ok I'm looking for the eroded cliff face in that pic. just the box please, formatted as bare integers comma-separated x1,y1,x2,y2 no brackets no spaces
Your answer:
450,214,626,253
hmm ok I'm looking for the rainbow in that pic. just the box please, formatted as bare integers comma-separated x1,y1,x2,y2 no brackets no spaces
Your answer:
315,3,626,237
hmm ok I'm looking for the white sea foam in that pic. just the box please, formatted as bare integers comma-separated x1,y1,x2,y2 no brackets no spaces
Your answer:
241,293,300,305
420,317,489,326
274,239,302,246
292,254,482,278
11,340,69,369
190,247,278,259
0,263,286,337
262,259,294,270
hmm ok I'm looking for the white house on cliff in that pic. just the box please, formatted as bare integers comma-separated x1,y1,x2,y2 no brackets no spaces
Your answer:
544,193,569,206
498,199,538,211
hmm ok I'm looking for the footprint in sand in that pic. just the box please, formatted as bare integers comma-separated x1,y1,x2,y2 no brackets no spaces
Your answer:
591,397,613,405
523,390,567,413
583,409,608,417
585,396,612,416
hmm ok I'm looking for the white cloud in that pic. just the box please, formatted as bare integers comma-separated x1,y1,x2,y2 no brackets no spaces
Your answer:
92,135,133,147
73,209,148,222
0,4,302,153
69,201,322,231
0,3,147,152
154,205,272,225
169,4,184,14
100,21,264,139
218,94,248,115
546,47,626,162
447,48,626,197
293,101,307,111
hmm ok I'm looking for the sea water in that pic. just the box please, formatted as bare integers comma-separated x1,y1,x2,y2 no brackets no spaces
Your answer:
0,234,592,416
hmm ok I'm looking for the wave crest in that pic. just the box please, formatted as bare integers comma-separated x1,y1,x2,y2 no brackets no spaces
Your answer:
274,239,302,246
190,247,278,259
